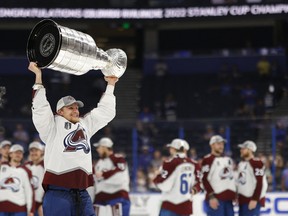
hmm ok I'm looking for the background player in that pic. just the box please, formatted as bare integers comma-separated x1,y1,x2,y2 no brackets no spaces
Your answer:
93,137,130,216
0,140,12,165
0,144,35,216
25,141,45,216
237,140,268,216
201,135,236,216
153,138,201,216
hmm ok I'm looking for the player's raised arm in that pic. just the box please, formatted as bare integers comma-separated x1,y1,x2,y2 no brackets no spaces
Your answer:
28,62,55,144
82,76,117,136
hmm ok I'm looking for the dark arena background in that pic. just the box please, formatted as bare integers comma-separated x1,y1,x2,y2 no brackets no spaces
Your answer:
0,0,288,215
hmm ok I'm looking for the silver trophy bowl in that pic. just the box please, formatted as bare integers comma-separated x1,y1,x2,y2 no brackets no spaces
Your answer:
27,19,127,77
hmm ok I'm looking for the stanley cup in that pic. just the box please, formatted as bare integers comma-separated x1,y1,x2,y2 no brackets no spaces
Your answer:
27,19,127,77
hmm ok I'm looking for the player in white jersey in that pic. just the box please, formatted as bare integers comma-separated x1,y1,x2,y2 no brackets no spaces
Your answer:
201,135,236,216
237,140,267,216
0,140,11,165
0,144,35,216
28,62,118,216
24,141,45,216
93,137,130,216
153,138,201,216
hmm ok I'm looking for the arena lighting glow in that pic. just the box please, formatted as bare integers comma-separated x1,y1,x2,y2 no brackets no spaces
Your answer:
1,4,288,19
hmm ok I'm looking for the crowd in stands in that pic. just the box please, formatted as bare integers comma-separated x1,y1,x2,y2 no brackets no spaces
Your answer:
141,56,287,120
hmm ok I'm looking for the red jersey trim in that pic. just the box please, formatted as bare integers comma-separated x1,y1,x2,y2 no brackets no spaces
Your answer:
205,190,236,201
95,190,129,202
0,201,27,212
42,170,93,190
161,200,193,214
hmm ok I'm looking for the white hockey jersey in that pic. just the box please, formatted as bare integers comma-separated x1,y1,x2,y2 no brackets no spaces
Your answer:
201,154,236,201
94,153,130,202
24,160,45,208
153,153,201,215
32,85,116,189
237,158,268,206
0,162,35,213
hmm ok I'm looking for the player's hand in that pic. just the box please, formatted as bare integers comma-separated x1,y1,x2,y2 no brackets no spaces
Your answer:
248,200,257,210
28,212,34,216
28,62,41,75
95,171,103,178
209,197,219,210
191,188,197,195
104,76,118,86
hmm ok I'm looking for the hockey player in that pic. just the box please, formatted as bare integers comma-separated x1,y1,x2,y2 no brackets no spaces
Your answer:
153,138,201,216
201,135,236,216
24,141,45,216
0,140,11,164
93,137,130,216
0,144,35,216
28,62,118,216
237,140,267,216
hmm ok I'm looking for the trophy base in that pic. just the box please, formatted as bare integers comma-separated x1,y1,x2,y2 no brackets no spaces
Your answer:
27,19,61,68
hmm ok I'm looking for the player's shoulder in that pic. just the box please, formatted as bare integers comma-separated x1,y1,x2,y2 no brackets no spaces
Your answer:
186,157,199,165
0,161,9,166
161,158,180,173
164,156,196,169
163,156,177,165
202,154,215,164
249,157,264,168
24,161,33,167
203,153,213,159
110,153,126,163
162,156,181,167
18,165,33,177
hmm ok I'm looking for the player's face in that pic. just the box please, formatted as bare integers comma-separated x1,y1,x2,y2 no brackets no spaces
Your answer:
240,148,250,159
96,146,108,158
29,148,43,162
0,145,10,159
10,150,23,163
211,142,224,155
58,103,80,123
169,147,177,156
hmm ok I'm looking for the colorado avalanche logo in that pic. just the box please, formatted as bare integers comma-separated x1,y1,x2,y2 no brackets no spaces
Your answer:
31,176,39,189
0,177,21,192
219,167,233,180
238,171,246,185
63,125,90,154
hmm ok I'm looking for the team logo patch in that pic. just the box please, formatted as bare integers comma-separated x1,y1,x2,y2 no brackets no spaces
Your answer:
65,122,72,130
0,177,21,192
219,166,234,180
63,125,90,154
238,171,246,185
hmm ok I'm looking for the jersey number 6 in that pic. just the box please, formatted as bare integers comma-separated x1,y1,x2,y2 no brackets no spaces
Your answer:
180,173,192,194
